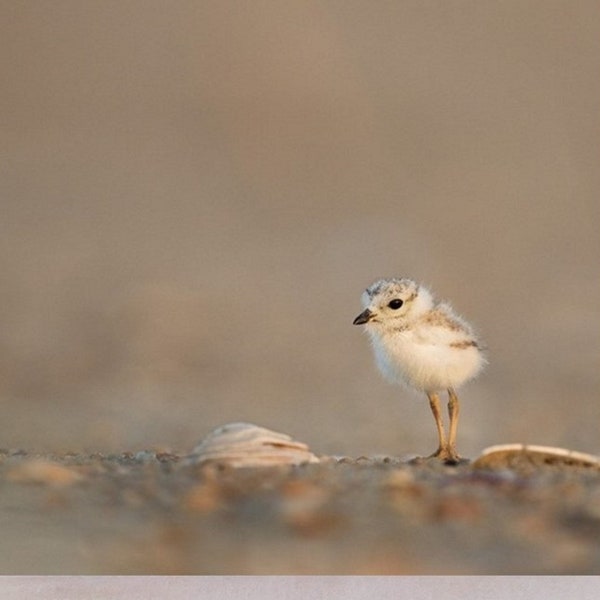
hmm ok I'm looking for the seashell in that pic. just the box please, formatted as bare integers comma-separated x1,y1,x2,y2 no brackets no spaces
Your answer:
187,422,320,468
472,443,600,471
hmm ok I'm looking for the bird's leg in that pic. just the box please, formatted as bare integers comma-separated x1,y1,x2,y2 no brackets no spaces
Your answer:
445,387,461,463
426,391,448,458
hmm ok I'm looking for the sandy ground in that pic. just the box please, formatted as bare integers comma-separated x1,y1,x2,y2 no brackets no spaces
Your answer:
2,446,600,575
1,2,599,574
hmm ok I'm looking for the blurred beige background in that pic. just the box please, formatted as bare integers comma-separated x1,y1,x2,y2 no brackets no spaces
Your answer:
1,1,598,458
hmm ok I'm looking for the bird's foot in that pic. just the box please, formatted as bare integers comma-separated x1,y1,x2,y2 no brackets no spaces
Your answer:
428,446,463,465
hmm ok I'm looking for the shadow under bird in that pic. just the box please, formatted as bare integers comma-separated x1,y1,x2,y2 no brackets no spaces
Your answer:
353,278,486,464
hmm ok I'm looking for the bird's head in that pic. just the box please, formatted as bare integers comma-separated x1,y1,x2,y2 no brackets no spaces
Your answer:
353,278,432,331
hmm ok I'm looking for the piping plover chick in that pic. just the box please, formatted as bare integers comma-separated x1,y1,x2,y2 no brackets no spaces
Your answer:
353,278,485,463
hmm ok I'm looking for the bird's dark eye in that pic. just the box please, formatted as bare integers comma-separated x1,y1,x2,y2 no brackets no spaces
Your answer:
388,299,403,310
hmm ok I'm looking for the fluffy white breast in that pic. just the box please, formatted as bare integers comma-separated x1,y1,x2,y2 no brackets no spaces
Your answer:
368,322,484,392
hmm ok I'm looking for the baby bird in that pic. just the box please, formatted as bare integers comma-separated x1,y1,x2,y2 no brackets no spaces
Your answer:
353,278,485,463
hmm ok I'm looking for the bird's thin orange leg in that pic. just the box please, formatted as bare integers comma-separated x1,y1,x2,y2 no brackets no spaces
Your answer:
426,391,448,458
446,387,461,463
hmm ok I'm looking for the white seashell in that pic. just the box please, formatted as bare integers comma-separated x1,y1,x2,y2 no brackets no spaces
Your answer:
472,443,600,470
187,422,320,468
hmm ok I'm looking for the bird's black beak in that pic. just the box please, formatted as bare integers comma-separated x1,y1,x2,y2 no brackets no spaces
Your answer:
353,308,373,325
